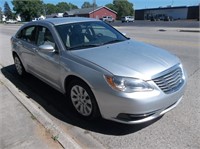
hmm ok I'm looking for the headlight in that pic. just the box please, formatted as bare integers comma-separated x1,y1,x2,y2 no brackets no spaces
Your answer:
104,75,153,93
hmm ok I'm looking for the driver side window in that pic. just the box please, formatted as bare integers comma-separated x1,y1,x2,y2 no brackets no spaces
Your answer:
37,26,56,49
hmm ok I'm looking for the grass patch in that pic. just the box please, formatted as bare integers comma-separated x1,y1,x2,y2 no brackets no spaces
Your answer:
31,114,36,120
51,134,59,141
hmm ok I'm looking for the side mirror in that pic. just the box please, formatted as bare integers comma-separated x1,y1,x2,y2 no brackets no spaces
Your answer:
39,44,56,53
122,32,127,36
122,32,130,39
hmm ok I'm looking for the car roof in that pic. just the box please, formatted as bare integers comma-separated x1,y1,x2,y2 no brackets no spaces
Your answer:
37,17,100,26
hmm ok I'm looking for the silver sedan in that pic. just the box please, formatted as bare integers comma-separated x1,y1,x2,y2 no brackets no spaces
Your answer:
11,17,187,124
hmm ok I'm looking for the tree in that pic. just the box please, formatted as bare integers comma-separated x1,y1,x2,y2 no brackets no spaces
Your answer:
0,7,2,21
44,2,78,15
68,3,78,10
81,1,97,8
4,1,13,20
106,0,134,19
44,3,57,15
56,2,70,13
12,0,43,21
105,3,114,10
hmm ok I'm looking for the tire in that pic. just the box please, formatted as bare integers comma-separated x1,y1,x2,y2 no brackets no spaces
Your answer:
14,55,26,77
67,80,100,120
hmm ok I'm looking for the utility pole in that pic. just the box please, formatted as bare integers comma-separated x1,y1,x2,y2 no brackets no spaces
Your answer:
171,0,174,6
145,0,147,8
93,0,96,18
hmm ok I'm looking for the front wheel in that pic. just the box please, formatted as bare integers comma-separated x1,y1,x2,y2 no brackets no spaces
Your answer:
67,80,100,120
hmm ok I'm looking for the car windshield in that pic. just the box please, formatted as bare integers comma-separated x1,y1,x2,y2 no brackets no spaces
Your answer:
56,21,128,50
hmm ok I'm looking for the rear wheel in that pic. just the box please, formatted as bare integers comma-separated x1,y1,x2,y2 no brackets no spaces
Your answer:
14,55,26,76
67,80,100,120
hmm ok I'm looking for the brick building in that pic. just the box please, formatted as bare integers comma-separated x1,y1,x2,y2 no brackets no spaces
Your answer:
63,6,117,20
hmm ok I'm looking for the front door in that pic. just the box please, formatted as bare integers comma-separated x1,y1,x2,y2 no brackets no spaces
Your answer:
32,26,61,90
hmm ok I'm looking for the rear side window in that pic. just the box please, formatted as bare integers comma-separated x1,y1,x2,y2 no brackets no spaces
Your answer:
16,26,37,44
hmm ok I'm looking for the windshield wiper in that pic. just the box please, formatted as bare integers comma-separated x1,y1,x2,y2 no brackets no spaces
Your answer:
102,39,124,45
68,44,100,50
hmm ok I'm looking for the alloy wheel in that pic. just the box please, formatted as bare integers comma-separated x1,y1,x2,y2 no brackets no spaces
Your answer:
70,85,93,116
14,56,23,75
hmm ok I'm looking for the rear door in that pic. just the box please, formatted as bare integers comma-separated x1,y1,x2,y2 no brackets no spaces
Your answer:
15,25,38,71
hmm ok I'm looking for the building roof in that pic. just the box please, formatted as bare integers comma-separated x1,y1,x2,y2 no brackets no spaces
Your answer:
137,6,188,11
65,6,117,16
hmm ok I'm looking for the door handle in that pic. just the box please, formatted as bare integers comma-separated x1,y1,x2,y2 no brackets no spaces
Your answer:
32,48,38,52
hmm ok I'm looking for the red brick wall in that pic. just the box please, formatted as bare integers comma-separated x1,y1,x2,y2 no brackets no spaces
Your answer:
89,7,117,20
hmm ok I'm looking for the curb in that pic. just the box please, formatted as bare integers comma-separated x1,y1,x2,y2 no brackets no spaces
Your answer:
0,68,82,149
179,30,200,33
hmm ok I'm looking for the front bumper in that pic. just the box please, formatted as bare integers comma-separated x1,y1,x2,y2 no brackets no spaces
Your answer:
93,78,186,124
112,96,182,124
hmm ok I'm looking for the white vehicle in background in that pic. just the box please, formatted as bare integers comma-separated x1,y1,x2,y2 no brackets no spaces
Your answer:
5,19,18,24
101,16,114,23
32,18,43,21
121,16,134,23
32,15,45,22
32,18,40,21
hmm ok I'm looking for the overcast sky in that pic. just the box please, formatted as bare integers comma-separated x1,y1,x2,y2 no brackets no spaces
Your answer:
1,0,199,10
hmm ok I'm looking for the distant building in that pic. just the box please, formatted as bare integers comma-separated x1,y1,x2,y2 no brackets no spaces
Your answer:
135,5,199,20
63,6,117,20
46,13,64,18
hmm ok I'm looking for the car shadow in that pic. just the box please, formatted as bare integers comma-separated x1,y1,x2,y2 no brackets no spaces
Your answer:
1,65,160,136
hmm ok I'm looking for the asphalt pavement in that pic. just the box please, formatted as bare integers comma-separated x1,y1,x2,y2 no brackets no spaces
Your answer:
0,22,200,149
112,20,200,28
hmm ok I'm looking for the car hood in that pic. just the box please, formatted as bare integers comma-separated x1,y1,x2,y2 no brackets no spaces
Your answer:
71,40,180,80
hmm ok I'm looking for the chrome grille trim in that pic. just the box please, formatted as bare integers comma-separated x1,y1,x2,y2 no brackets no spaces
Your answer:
153,66,184,94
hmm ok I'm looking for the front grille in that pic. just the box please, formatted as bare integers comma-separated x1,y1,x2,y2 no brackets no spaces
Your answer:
153,66,184,94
